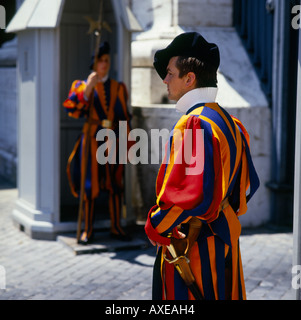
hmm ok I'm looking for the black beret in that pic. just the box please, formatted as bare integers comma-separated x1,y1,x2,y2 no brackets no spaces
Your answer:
90,41,111,70
153,32,220,80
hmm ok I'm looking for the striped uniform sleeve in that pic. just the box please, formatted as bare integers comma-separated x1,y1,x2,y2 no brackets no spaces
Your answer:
145,114,223,245
230,115,260,216
62,80,89,118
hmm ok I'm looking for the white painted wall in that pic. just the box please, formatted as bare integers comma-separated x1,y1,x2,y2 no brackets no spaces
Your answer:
178,0,233,27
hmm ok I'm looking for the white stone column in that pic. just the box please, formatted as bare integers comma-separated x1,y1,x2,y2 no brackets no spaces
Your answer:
12,28,60,240
293,10,301,300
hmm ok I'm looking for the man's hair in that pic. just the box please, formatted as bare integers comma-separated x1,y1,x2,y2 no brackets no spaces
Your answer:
176,56,218,88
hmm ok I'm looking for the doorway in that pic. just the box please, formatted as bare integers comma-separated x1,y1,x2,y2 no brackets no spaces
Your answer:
59,0,118,226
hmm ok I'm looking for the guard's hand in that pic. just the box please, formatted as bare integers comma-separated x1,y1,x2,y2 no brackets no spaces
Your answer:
148,231,186,247
84,72,99,98
87,72,99,87
148,237,157,247
177,231,186,239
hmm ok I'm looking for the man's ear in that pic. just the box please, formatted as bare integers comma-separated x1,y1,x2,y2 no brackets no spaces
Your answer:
186,72,196,88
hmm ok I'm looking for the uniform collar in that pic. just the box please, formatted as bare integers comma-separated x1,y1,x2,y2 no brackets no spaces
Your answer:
175,87,218,114
98,73,109,83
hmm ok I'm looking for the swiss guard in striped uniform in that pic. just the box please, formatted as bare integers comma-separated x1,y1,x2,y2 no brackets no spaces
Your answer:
63,42,132,244
145,32,260,300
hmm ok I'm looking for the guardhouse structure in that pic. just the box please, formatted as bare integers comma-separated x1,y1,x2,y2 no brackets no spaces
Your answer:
6,0,141,240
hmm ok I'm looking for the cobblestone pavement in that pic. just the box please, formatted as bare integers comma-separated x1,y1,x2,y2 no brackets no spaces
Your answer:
0,183,295,300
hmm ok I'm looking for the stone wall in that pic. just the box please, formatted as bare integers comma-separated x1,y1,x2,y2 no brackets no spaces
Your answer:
178,0,233,27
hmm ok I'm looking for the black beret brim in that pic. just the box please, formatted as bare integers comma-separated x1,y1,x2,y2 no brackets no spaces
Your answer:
153,32,220,80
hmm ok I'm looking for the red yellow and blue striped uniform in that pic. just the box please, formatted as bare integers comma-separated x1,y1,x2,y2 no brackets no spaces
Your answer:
145,102,260,300
63,78,131,237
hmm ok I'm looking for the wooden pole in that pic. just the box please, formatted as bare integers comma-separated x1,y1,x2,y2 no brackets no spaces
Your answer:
77,0,104,242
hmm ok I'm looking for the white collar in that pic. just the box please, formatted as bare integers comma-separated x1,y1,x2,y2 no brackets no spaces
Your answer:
98,74,109,83
176,87,218,114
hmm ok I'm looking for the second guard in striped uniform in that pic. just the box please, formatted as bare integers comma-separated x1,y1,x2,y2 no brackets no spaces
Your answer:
63,42,132,244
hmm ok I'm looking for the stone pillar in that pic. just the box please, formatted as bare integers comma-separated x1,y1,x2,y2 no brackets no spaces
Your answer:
131,0,234,106
12,28,61,240
293,4,301,300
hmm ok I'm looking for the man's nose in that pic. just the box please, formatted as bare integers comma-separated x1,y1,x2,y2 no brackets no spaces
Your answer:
163,76,168,84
